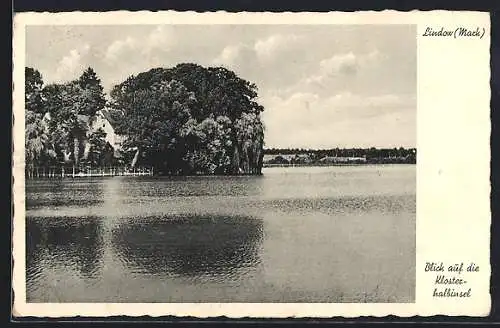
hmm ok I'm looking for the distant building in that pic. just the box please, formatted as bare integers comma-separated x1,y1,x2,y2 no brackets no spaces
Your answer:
293,154,312,164
318,156,367,164
263,154,296,163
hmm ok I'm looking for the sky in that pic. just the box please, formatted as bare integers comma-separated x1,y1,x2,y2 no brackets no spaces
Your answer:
26,24,416,149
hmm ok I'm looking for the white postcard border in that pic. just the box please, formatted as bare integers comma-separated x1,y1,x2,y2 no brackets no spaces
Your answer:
12,10,491,318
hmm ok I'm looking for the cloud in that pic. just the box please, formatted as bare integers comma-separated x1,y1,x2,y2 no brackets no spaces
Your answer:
98,26,179,89
253,34,302,61
264,91,411,124
212,43,260,79
319,50,381,76
211,34,306,86
277,49,383,97
26,24,416,148
53,44,90,82
213,44,246,66
213,42,412,148
104,38,137,64
145,25,174,52
261,91,415,148
265,111,415,149
104,26,175,64
213,34,303,67
104,37,137,61
320,52,358,75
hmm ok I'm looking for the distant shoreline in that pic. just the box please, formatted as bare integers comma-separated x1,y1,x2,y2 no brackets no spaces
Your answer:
263,163,416,168
25,162,416,180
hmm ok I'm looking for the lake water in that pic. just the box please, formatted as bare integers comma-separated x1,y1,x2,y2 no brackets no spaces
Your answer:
25,165,416,303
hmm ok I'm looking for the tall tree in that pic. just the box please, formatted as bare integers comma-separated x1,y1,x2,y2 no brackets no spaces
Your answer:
77,67,106,116
44,82,88,166
25,68,57,167
25,67,45,114
25,110,56,167
110,63,266,175
114,79,196,173
42,68,107,166
234,112,265,174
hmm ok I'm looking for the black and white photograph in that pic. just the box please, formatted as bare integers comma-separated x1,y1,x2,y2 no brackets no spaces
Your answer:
22,23,417,304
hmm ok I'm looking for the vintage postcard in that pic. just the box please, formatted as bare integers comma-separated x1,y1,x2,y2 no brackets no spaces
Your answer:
12,10,491,318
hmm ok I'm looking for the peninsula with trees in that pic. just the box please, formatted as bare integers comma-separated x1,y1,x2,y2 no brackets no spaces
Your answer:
25,63,415,177
25,63,264,176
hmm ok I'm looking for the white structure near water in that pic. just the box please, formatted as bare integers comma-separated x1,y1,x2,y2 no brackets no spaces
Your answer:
41,108,126,161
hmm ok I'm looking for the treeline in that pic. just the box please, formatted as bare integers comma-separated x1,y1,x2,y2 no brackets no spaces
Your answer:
264,147,416,158
263,147,417,165
25,63,266,175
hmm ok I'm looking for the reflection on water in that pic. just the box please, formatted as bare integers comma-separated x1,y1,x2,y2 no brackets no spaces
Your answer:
27,217,103,279
112,215,263,279
26,217,104,299
25,165,416,303
26,214,263,301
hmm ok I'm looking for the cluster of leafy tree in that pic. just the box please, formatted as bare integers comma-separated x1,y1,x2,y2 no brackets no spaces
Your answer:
109,63,265,175
264,147,417,165
25,67,112,170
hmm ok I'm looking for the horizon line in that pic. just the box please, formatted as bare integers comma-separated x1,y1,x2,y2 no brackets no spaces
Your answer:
263,146,417,150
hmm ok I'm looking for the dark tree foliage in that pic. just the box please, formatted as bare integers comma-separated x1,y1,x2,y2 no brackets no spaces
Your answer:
25,67,45,114
86,128,114,166
113,79,197,173
77,67,106,116
25,67,54,167
110,63,265,175
25,67,111,168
